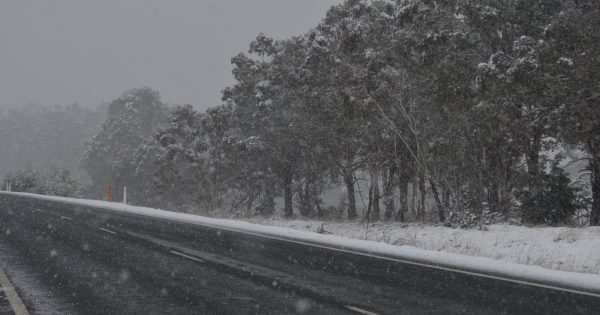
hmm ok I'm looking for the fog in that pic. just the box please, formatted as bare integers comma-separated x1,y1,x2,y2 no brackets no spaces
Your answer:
0,0,340,183
0,0,341,110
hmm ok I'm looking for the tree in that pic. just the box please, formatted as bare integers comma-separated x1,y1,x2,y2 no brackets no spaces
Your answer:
544,1,600,225
301,1,378,219
82,87,169,201
150,105,220,211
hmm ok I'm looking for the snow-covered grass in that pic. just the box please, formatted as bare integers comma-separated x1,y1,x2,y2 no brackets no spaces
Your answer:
242,217,600,275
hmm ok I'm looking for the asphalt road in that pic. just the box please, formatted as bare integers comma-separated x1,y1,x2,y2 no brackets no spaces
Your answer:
0,194,599,314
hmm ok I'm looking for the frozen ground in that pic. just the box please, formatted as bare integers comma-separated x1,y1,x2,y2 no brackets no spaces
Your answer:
243,217,600,275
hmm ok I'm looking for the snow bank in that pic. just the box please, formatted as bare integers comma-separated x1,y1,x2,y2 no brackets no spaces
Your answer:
3,192,600,295
246,218,600,275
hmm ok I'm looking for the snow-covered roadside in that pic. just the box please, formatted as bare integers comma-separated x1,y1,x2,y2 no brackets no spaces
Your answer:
243,217,600,276
3,192,600,295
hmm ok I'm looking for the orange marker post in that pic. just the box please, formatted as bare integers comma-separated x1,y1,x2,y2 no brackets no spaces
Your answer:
107,184,113,202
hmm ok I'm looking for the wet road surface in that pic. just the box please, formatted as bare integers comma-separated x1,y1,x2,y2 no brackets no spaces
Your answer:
1,194,599,314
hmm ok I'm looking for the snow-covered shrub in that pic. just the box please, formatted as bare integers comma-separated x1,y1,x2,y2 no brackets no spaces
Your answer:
3,168,82,197
3,169,41,193
41,168,83,197
446,202,519,229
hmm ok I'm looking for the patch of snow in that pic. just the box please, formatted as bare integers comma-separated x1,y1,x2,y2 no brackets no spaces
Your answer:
558,57,574,66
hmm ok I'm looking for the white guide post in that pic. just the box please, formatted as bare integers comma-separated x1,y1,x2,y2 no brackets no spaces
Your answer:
123,186,127,204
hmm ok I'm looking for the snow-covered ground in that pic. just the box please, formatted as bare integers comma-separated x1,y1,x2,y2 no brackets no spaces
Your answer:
243,217,600,275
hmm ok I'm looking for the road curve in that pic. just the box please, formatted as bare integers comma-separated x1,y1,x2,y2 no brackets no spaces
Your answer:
0,193,599,314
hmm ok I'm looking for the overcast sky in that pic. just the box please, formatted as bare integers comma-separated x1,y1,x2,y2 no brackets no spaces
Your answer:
0,0,342,111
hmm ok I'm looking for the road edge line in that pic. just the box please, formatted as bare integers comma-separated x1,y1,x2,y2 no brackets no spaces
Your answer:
0,267,30,315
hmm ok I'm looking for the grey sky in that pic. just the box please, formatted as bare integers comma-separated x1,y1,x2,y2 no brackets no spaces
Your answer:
0,0,342,111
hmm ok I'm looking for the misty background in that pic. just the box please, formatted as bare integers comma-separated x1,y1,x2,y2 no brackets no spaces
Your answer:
0,0,341,110
0,0,340,182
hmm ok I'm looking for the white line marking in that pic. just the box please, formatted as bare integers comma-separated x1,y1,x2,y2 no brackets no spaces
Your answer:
60,216,73,221
170,250,205,263
345,306,379,315
33,209,44,213
98,228,116,235
0,268,30,315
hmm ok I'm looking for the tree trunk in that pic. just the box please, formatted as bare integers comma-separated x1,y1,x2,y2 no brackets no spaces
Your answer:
591,165,600,226
372,169,380,221
383,164,396,220
246,189,257,214
397,166,408,222
525,134,542,210
344,170,357,219
316,193,325,218
411,181,417,219
297,182,305,214
485,147,500,213
429,179,444,222
308,179,317,216
418,170,426,220
299,180,313,216
499,158,517,214
366,185,373,220
487,175,500,213
590,145,600,226
259,180,275,216
442,184,451,210
283,169,293,218
473,147,487,214
526,134,542,176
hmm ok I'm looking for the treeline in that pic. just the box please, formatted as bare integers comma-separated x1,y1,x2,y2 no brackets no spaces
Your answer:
77,0,600,226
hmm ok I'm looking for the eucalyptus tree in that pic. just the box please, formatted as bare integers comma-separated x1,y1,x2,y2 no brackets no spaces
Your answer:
300,0,381,219
222,34,317,216
543,0,600,224
463,0,567,215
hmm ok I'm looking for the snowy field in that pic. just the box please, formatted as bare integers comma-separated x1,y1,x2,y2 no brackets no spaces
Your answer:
243,217,600,276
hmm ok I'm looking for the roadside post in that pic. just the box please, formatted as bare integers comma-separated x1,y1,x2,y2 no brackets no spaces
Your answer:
107,184,112,202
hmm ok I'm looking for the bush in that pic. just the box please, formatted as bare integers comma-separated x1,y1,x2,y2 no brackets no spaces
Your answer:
3,168,82,198
3,169,41,193
516,165,580,225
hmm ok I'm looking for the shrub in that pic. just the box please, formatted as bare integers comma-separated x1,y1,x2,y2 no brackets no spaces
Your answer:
3,168,82,198
516,165,580,225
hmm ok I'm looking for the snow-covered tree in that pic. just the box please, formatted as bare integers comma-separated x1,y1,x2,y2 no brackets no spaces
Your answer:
82,87,169,200
543,0,600,225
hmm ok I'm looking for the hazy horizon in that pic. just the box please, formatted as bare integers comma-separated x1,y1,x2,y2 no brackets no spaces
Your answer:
0,0,342,111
